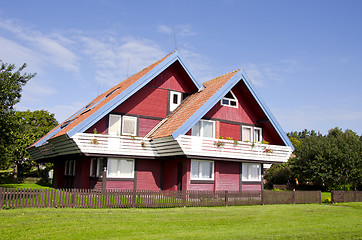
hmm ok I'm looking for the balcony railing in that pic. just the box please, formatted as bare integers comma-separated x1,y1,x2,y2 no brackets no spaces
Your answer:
71,133,292,163
175,135,293,163
72,133,157,157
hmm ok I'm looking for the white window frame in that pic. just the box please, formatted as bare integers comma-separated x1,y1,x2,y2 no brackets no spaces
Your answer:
169,91,182,112
106,158,135,179
242,126,263,142
121,116,137,136
108,114,122,136
242,163,261,181
90,158,103,177
220,90,238,108
190,160,214,180
64,160,76,176
191,119,215,138
254,127,263,143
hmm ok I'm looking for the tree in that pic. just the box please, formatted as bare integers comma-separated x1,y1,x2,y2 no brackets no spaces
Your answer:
264,163,294,189
0,61,36,168
289,128,361,190
9,110,58,178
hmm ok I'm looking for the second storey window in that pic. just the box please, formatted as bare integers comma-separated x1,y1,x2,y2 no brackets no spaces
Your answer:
122,116,137,136
192,120,215,138
191,160,214,180
242,126,262,142
107,158,135,178
108,114,137,136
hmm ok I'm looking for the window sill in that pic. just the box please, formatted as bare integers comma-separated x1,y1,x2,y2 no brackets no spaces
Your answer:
190,179,214,184
241,181,262,184
106,177,135,181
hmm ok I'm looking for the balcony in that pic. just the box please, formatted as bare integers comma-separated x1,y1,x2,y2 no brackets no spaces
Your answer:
71,133,293,163
71,133,157,158
152,135,293,163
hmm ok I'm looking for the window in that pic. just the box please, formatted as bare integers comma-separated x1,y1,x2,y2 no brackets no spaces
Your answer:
108,114,121,135
64,160,76,176
169,91,182,112
192,120,215,138
107,158,134,178
242,126,263,142
122,116,137,136
90,158,104,177
254,127,262,142
242,163,261,181
108,115,137,136
191,160,214,180
220,91,238,108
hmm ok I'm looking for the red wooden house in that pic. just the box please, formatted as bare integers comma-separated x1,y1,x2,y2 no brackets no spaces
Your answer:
28,51,293,192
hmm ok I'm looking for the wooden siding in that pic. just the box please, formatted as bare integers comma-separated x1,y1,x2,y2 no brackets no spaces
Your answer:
138,118,161,137
106,180,134,190
73,158,90,189
136,159,162,190
242,184,262,191
219,122,241,141
215,161,240,191
53,161,65,188
85,116,108,134
148,62,197,93
114,86,168,118
162,160,178,191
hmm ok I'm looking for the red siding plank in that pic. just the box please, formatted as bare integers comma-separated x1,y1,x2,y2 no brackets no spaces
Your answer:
136,159,162,190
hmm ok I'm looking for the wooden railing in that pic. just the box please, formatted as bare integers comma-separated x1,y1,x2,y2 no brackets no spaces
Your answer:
72,133,157,157
176,135,293,163
0,188,321,209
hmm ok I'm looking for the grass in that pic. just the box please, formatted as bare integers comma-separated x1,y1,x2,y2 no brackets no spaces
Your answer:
0,183,52,189
0,203,361,239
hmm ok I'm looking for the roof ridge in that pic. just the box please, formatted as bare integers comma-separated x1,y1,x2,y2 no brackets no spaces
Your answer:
203,68,241,86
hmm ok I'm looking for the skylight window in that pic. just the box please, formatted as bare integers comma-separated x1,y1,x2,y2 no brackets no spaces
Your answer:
220,91,238,108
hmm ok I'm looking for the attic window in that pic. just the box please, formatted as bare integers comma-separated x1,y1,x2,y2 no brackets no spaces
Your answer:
169,91,182,112
221,91,238,108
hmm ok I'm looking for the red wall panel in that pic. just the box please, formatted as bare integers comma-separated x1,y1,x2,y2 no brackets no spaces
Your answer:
163,160,178,191
114,87,167,118
136,159,162,190
219,122,241,141
138,118,161,137
149,62,197,93
85,117,108,134
215,161,240,191
73,158,90,189
242,184,262,191
106,181,134,190
53,161,65,188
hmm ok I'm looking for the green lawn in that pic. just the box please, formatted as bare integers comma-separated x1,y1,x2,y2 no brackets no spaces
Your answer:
0,183,51,189
0,203,361,240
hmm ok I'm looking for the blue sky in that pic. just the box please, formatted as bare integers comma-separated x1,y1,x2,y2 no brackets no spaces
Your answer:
1,0,361,135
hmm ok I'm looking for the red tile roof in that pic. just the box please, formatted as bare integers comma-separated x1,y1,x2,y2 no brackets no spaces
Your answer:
30,51,175,147
149,69,240,139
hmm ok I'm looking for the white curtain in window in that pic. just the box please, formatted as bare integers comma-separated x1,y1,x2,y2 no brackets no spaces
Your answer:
191,160,199,179
201,161,212,178
122,116,136,135
191,121,201,137
107,158,118,177
109,115,121,135
202,121,214,138
242,127,252,142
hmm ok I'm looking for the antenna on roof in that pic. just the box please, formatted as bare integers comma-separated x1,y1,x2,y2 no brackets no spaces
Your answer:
126,58,130,78
173,25,177,50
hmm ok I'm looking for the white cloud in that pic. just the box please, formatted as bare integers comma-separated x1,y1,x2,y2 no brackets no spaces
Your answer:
0,19,80,73
79,35,166,87
157,25,173,34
